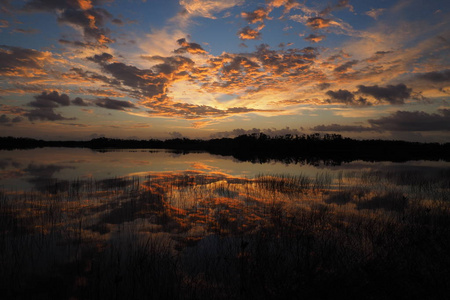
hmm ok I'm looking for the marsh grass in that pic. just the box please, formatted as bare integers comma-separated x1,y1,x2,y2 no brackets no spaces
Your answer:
0,168,449,299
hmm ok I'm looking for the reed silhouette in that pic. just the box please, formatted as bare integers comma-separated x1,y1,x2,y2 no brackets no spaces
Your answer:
1,169,449,299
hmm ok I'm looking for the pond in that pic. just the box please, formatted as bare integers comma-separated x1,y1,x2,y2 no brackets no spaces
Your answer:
1,147,449,191
0,148,449,299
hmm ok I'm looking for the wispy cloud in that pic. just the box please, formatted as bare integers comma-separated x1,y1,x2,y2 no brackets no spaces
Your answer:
365,8,385,20
179,0,244,19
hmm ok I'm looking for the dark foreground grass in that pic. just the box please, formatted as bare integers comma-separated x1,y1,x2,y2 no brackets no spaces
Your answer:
1,170,449,300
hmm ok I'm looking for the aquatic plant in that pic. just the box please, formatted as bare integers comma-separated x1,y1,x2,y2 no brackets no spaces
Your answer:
0,169,449,299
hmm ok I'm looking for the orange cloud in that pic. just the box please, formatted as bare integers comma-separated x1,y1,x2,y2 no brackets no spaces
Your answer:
76,0,93,11
174,38,208,55
0,45,55,78
238,26,261,40
267,0,300,14
306,17,332,29
241,7,271,24
190,163,216,170
304,34,326,43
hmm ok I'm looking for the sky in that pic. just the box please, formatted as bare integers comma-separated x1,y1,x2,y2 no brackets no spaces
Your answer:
0,0,449,142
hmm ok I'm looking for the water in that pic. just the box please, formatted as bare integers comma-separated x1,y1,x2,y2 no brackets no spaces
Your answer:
1,148,450,299
1,147,449,191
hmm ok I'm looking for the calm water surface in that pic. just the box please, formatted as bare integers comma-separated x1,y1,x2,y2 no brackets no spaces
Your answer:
1,148,450,299
1,147,449,191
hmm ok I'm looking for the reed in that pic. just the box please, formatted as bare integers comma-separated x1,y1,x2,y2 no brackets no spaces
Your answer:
0,168,449,299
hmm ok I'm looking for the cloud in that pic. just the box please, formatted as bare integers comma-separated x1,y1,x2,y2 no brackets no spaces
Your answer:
326,89,370,106
267,0,300,14
66,67,120,86
111,18,123,26
238,26,262,40
0,45,54,77
95,98,137,111
270,98,313,106
72,97,90,106
313,109,450,133
219,55,260,75
143,55,194,77
305,17,332,29
0,104,28,116
95,58,168,101
417,69,450,82
0,19,9,28
22,0,114,44
291,7,355,36
83,52,113,63
139,27,188,57
57,8,113,44
198,45,321,100
25,108,76,122
20,91,108,121
335,0,353,11
58,39,103,49
12,28,40,34
368,109,450,132
174,38,207,55
241,7,271,24
311,124,377,132
326,50,350,61
317,83,331,90
320,0,354,16
365,8,385,20
168,131,183,138
0,114,23,126
28,91,71,108
255,44,317,73
304,34,325,43
357,84,412,105
87,52,265,119
334,60,358,73
365,50,393,63
326,84,414,106
147,102,277,120
12,116,22,123
179,0,244,19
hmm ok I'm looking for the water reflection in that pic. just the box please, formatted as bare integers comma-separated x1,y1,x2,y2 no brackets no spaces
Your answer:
1,148,450,299
1,148,450,191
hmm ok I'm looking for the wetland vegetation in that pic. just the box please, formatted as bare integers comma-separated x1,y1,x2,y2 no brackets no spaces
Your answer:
1,157,449,299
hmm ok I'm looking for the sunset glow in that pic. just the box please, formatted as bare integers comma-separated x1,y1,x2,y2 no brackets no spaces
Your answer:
0,0,449,141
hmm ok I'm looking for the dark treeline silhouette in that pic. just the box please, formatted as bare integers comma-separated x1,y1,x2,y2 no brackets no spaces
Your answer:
1,133,450,163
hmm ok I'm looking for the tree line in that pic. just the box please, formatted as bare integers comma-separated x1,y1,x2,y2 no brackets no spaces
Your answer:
1,133,449,163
